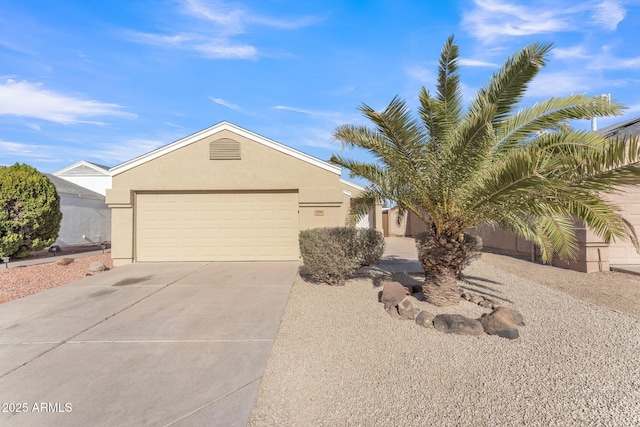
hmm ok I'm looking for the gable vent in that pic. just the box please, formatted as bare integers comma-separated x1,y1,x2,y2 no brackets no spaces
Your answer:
210,138,241,160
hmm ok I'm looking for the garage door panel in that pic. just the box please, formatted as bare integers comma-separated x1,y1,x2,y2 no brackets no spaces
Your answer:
136,192,298,261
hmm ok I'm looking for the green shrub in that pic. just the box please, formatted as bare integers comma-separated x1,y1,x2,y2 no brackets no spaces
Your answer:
299,227,386,285
0,163,62,258
355,228,385,266
299,228,356,286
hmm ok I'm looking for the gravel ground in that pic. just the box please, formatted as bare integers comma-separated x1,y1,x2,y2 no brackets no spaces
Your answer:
0,254,113,304
248,254,640,426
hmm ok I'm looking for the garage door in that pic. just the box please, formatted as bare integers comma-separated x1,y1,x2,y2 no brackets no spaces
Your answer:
135,192,299,261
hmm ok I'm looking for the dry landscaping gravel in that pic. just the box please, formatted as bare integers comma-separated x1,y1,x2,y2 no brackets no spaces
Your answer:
1,248,638,425
0,254,113,304
249,252,640,427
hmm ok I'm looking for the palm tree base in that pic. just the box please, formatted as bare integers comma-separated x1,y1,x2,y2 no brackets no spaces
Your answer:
422,270,461,306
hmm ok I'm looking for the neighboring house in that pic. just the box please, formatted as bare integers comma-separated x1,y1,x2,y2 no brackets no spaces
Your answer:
597,116,640,266
52,160,112,196
106,122,382,266
47,174,112,247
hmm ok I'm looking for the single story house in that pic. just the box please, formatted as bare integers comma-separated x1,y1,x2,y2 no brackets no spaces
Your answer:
46,174,111,247
106,122,382,266
52,160,111,196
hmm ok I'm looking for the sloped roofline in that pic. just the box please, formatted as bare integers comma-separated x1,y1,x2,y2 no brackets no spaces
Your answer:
340,178,366,192
46,174,105,200
52,160,111,176
598,116,640,136
109,121,342,176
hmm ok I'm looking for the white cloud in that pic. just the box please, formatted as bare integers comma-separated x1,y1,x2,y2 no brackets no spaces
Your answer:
527,72,592,97
589,54,640,70
458,58,498,67
182,0,320,30
209,96,244,111
405,65,436,84
94,138,167,163
462,0,571,42
591,1,626,30
0,139,65,164
0,80,136,125
274,105,333,117
126,0,320,60
462,0,625,43
552,45,590,60
125,30,257,59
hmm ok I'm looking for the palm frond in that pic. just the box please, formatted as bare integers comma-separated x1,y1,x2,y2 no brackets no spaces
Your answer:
472,42,553,126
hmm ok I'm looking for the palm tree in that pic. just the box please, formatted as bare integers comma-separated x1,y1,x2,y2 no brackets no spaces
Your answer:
331,36,640,306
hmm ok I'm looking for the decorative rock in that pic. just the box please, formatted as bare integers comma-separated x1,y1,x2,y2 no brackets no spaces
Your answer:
415,311,434,328
56,257,74,266
479,310,520,340
381,281,408,309
433,314,484,335
492,306,525,326
470,295,485,305
386,305,401,319
398,299,415,320
478,299,494,309
89,261,108,272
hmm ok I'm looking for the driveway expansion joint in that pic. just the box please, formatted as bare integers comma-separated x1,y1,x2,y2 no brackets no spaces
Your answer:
0,263,212,380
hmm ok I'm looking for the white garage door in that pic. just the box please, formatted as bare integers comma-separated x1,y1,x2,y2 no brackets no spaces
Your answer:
135,192,299,261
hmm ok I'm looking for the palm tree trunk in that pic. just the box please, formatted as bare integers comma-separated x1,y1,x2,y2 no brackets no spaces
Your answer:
422,268,460,306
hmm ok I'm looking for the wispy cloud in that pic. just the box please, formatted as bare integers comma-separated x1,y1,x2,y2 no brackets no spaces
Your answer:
405,65,436,84
125,31,256,59
591,1,626,30
209,96,244,112
462,0,626,43
462,0,571,42
527,71,592,97
125,0,321,59
274,105,337,117
182,0,319,30
553,44,640,71
458,58,498,67
0,80,136,125
0,139,66,164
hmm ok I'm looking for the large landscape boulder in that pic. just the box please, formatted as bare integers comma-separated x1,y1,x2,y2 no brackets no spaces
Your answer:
381,281,409,309
478,312,519,339
492,306,525,326
433,314,484,336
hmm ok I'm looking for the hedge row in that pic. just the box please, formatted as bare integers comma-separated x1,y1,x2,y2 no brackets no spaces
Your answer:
299,227,385,286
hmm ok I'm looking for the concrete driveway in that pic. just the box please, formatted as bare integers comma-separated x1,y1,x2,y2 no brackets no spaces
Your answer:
0,261,298,426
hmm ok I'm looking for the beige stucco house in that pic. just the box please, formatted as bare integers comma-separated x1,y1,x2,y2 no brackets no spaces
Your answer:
106,122,381,266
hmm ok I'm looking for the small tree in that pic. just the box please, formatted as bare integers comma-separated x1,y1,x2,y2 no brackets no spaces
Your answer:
332,36,640,306
0,163,62,258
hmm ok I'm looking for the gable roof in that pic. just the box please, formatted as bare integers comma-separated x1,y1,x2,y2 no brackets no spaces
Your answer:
110,121,342,176
598,116,640,139
53,160,111,177
46,174,105,200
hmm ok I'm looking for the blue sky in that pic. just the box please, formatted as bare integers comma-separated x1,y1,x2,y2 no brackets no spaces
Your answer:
1,0,640,176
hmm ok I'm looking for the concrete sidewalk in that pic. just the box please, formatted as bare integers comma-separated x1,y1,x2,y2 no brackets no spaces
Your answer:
0,261,298,426
379,237,423,273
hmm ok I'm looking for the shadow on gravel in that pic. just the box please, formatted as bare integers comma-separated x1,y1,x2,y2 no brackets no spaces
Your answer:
461,276,513,304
